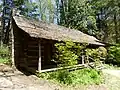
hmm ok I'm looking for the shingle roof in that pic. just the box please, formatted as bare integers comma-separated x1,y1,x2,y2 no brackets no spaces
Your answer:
12,15,104,46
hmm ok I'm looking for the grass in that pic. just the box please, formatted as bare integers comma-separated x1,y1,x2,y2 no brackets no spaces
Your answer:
0,57,11,65
0,45,11,65
37,68,103,86
36,64,120,90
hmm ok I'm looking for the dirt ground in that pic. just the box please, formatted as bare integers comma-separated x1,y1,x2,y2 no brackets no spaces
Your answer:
0,64,61,90
0,64,110,90
102,69,120,90
102,69,120,78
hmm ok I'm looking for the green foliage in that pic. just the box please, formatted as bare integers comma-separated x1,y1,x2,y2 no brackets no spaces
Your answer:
55,41,86,67
55,41,107,67
58,0,120,43
107,44,120,66
36,0,55,22
91,0,120,43
15,0,55,23
37,41,104,85
86,47,107,65
14,0,25,7
13,0,120,44
37,68,103,85
0,45,11,65
0,58,10,64
59,0,97,35
86,48,100,65
0,45,9,58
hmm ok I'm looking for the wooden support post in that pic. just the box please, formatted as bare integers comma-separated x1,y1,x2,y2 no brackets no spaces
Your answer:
82,55,85,64
11,26,15,68
38,40,41,72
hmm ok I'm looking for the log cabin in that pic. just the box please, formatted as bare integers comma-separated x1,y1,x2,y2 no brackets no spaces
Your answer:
11,15,104,72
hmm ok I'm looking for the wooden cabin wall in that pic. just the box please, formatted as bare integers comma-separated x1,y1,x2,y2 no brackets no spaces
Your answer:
13,23,27,69
26,38,57,70
13,24,56,71
13,22,39,70
13,23,58,71
27,37,39,70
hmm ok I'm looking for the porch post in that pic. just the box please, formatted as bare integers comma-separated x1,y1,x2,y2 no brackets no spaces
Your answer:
38,40,41,72
82,55,85,64
11,26,15,68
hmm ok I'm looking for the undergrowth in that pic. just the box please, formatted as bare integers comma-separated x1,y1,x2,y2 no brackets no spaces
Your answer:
0,45,11,65
36,41,105,86
37,68,103,85
107,44,120,66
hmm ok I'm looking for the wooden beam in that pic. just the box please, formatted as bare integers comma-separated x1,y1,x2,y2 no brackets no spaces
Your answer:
38,40,41,72
11,25,15,69
40,62,97,73
82,55,85,64
41,64,88,73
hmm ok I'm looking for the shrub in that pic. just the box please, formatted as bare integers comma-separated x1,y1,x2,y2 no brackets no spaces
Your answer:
86,47,107,66
37,68,103,85
107,44,120,66
55,41,107,67
0,45,11,65
55,41,86,67
0,45,9,58
37,41,104,85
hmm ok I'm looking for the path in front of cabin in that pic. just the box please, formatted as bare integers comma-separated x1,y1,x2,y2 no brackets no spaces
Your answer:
3,64,120,90
102,69,120,78
102,69,120,90
0,64,61,90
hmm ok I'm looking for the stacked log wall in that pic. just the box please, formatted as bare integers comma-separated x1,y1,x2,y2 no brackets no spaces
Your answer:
13,21,57,71
13,22,39,70
27,37,39,70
